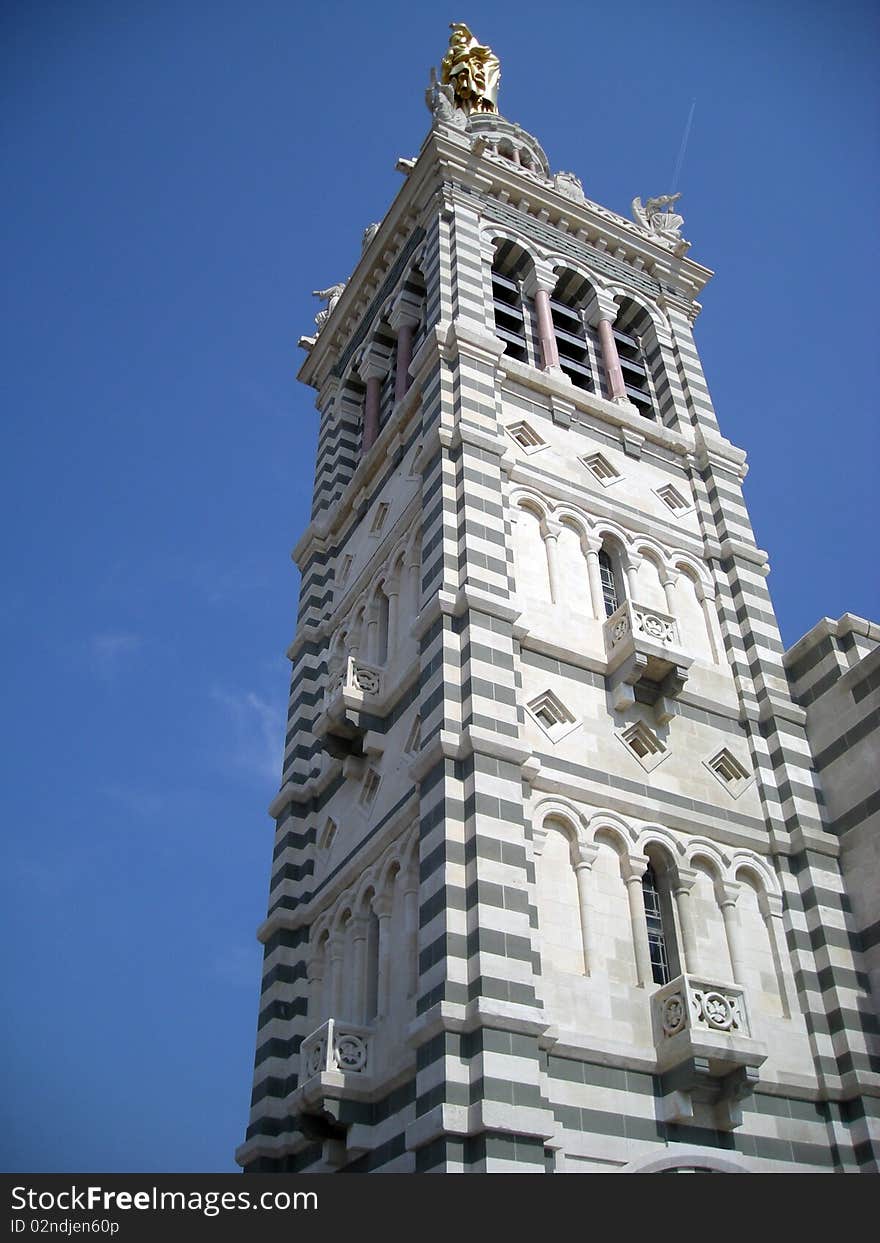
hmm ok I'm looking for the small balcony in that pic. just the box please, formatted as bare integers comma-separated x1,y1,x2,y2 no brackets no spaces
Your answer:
651,974,767,1129
300,1018,373,1084
314,656,382,756
603,601,692,721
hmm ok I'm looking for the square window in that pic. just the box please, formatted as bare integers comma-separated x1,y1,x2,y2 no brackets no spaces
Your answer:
704,748,752,797
370,502,390,535
581,452,621,487
617,721,668,771
505,421,546,454
656,483,692,515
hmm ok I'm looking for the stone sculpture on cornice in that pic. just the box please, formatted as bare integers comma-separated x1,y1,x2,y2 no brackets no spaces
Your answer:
440,23,500,116
631,193,685,243
425,68,467,130
312,283,346,334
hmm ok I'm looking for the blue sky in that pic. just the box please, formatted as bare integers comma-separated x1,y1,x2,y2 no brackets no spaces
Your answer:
2,1,877,1172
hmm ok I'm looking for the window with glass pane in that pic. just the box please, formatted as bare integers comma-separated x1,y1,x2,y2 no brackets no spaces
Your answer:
642,864,671,985
599,548,619,617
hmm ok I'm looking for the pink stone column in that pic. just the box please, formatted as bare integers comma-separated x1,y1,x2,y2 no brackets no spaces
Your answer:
362,374,381,453
596,315,627,400
534,287,560,370
394,322,414,404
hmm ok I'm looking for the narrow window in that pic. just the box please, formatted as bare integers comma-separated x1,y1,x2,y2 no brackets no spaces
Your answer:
551,295,593,391
491,267,528,362
598,548,620,617
376,592,390,665
642,864,671,985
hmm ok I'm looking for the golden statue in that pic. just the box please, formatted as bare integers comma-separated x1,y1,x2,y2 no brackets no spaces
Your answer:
440,23,500,115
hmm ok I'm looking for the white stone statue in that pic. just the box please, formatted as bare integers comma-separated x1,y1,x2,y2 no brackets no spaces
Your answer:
553,171,586,203
425,67,467,130
631,193,685,241
312,283,346,334
362,223,380,252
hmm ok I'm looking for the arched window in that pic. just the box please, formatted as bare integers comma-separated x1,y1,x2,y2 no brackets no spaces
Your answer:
642,857,680,985
549,269,601,391
407,267,427,358
614,298,659,421
598,547,623,617
491,241,533,364
364,911,380,1023
375,590,390,665
373,325,397,433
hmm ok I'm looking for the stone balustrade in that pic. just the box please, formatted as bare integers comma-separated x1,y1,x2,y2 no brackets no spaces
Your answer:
300,1018,372,1082
652,973,750,1043
604,600,679,653
323,656,382,709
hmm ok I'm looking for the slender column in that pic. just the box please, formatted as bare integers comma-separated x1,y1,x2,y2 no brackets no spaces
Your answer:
584,538,604,620
386,589,400,653
718,882,746,983
523,264,561,372
761,893,793,1018
624,556,641,602
661,573,677,617
329,933,346,1016
406,556,420,617
623,855,654,988
572,844,599,975
306,954,325,1026
543,523,561,604
394,323,414,403
403,878,419,997
363,374,381,452
533,288,561,370
699,585,721,664
364,603,379,664
371,894,394,1019
596,314,627,401
359,348,391,455
389,295,421,404
349,916,369,1024
672,868,700,975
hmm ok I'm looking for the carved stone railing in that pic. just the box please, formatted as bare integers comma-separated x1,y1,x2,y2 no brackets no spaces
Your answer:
300,1019,372,1082
604,600,679,652
603,601,691,722
323,656,382,709
653,974,750,1042
650,973,767,1129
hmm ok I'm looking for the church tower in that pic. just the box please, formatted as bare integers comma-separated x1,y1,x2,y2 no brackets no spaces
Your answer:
236,26,878,1173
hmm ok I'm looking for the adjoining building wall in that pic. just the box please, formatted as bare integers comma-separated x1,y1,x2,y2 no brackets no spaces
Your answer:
785,615,880,1020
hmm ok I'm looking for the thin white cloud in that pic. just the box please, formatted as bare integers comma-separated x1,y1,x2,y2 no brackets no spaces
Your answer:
89,632,143,680
211,686,285,784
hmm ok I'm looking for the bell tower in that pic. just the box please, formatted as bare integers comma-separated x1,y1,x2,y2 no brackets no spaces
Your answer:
236,26,878,1174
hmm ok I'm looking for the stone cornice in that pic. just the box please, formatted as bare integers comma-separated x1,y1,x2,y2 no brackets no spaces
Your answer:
427,126,713,303
298,122,714,395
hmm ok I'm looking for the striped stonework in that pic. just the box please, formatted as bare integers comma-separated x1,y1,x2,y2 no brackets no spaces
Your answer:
236,84,878,1174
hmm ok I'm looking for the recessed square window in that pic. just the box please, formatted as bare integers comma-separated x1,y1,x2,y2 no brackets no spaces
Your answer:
505,421,546,454
704,748,752,798
370,502,390,535
617,720,668,771
526,690,579,742
318,818,337,852
404,714,421,755
656,483,692,515
359,768,381,808
581,452,621,487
